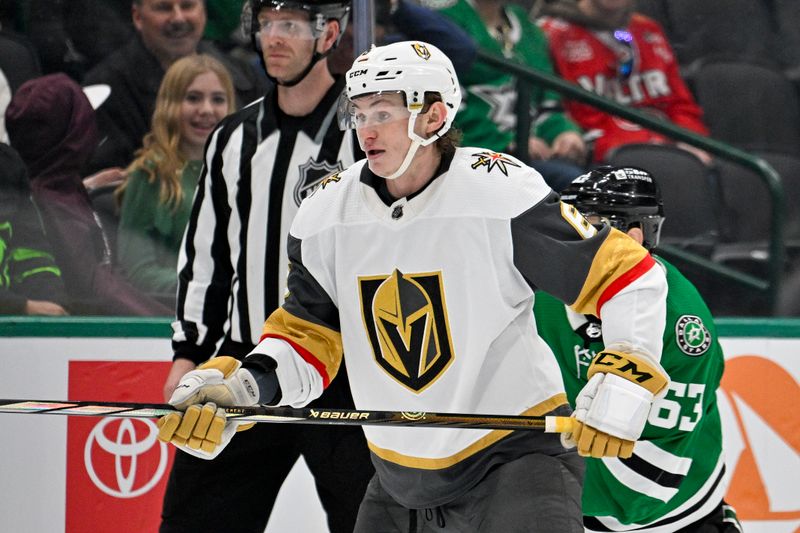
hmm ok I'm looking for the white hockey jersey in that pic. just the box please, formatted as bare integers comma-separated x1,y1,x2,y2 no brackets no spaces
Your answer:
251,147,667,507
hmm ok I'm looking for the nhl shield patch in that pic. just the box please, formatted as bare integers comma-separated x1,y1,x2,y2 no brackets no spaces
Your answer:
359,269,455,393
675,315,711,356
294,158,343,205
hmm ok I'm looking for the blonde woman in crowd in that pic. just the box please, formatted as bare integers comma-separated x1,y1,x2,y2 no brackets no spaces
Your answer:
116,54,234,300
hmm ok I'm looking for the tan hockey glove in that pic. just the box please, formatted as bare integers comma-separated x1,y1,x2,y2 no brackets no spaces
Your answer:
562,343,669,458
157,356,259,459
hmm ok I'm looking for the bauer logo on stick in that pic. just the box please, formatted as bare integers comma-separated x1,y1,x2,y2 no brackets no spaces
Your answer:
310,409,370,420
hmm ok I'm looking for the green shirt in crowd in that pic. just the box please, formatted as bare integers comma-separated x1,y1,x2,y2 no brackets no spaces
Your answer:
430,0,582,150
117,160,202,296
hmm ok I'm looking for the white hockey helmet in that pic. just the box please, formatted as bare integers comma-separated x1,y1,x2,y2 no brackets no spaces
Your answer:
343,41,461,178
345,41,461,139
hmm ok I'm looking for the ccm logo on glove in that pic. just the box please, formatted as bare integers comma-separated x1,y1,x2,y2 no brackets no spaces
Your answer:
588,349,669,395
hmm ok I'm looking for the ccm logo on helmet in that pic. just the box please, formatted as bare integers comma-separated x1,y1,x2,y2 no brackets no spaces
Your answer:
349,69,368,78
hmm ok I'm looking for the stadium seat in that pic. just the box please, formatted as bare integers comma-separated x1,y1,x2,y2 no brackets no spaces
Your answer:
690,58,800,155
774,0,800,78
694,152,800,316
715,152,800,245
776,263,800,316
634,0,776,67
604,143,800,316
604,143,723,253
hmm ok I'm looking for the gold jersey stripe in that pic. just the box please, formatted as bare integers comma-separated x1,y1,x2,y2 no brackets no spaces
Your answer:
570,228,652,316
261,308,343,386
367,394,568,469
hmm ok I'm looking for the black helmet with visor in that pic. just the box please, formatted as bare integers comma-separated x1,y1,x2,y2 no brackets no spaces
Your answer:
560,166,665,250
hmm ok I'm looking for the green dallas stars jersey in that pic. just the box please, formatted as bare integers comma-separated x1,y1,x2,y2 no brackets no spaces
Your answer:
534,257,728,532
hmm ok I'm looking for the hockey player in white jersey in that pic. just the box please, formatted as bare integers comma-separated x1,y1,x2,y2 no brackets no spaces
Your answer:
158,40,671,532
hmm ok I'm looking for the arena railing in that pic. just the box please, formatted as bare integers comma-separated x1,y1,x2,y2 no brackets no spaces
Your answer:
475,50,785,314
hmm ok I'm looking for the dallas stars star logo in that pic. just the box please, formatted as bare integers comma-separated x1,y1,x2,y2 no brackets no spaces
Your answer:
675,315,711,356
471,82,517,131
470,151,521,176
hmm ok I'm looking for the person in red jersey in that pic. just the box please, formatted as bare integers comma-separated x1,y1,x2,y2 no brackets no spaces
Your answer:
537,0,711,164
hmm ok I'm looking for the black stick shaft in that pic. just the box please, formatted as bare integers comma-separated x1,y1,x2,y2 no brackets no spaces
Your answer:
0,398,573,432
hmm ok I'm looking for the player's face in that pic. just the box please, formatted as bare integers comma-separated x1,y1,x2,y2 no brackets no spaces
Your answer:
179,71,231,157
257,8,318,82
133,0,206,65
352,93,414,177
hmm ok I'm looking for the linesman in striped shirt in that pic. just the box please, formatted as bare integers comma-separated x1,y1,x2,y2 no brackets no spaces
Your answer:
158,1,374,531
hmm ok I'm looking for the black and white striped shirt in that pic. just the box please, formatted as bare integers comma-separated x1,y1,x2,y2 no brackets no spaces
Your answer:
172,77,359,363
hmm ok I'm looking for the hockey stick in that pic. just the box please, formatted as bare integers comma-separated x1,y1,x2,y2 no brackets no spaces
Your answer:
0,398,573,433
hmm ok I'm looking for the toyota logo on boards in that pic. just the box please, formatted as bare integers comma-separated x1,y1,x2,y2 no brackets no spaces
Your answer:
84,417,169,498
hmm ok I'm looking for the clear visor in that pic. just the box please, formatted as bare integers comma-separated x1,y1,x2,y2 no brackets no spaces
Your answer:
255,16,321,41
337,91,412,131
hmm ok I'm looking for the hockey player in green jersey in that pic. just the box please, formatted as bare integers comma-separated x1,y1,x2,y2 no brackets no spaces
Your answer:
535,166,742,533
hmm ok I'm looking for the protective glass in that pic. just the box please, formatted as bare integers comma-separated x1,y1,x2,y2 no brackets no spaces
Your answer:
337,91,411,131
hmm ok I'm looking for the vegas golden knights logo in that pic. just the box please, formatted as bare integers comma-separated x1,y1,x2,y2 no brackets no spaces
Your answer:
359,270,455,393
295,159,344,205
411,42,431,60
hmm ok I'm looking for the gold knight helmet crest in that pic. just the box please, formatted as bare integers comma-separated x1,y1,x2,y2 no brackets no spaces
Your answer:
360,269,455,392
411,42,431,60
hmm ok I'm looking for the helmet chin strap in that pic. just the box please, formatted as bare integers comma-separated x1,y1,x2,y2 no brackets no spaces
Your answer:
382,139,422,180
379,113,440,181
275,45,330,87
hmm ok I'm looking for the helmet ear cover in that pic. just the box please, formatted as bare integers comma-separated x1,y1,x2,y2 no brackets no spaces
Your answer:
561,166,665,250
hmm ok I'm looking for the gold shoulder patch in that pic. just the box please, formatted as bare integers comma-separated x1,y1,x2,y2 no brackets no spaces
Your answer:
469,151,521,176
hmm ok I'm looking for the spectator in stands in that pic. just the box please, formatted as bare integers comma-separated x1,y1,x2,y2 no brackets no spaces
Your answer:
0,27,41,143
83,0,267,174
204,0,246,49
537,0,711,164
0,142,68,316
426,0,587,191
5,73,171,316
24,0,134,82
328,0,477,77
115,54,234,302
